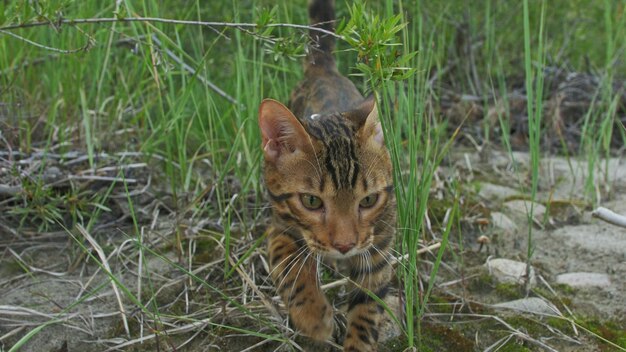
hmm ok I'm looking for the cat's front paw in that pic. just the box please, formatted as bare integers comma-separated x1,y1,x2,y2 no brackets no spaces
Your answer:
290,301,334,341
343,305,381,352
344,336,377,352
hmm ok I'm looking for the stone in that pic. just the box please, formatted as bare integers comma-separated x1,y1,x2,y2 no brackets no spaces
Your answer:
556,272,611,288
493,297,557,315
491,212,518,234
378,293,403,342
505,200,547,220
485,258,536,286
478,183,519,201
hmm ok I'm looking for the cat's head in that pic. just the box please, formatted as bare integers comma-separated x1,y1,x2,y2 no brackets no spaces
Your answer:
259,96,394,259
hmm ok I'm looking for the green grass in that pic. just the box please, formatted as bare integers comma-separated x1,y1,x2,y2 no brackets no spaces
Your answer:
1,0,625,351
522,0,546,291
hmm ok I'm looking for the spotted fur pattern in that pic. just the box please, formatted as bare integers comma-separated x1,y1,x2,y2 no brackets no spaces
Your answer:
258,0,395,350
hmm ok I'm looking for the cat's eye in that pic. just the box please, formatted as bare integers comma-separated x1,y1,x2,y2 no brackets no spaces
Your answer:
359,193,379,208
300,193,323,210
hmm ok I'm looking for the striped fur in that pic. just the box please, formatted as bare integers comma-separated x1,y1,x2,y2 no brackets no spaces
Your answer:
259,0,395,350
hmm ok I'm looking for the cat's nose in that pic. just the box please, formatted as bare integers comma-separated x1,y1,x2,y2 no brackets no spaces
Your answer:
333,242,355,254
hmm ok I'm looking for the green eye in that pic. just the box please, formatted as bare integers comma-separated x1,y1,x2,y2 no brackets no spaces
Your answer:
300,194,323,210
359,193,379,208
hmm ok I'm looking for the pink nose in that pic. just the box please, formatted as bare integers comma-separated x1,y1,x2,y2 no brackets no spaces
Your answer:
333,242,355,254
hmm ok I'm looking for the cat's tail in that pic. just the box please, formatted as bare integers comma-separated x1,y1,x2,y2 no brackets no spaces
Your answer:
307,0,336,64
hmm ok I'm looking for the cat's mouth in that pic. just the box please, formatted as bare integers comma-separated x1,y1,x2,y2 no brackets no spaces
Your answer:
307,238,373,259
324,247,366,259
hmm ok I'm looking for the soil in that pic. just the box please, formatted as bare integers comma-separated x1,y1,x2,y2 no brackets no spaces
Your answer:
1,149,625,351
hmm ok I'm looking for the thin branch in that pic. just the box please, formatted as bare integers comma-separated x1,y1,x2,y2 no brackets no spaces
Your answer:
0,17,343,40
150,35,243,108
0,29,91,53
0,17,336,105
592,207,626,228
0,185,21,196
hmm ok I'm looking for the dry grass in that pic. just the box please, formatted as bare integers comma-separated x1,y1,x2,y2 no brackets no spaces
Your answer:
2,0,626,351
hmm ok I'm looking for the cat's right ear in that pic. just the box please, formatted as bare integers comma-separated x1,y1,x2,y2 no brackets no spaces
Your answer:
259,99,311,163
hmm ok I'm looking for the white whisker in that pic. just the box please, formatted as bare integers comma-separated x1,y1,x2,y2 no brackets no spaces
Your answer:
276,244,309,291
286,250,313,304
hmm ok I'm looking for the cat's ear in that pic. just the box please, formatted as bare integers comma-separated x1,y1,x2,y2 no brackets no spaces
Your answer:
259,99,311,163
346,95,384,147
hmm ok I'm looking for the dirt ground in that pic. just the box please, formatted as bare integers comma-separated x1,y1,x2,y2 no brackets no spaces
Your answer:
1,149,625,351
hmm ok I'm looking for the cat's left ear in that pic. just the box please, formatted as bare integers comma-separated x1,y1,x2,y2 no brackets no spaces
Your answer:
258,99,311,164
347,95,384,147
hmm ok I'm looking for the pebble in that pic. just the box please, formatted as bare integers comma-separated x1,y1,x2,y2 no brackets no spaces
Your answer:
493,297,557,315
478,183,519,201
485,258,536,286
490,212,518,234
505,200,547,220
555,272,611,288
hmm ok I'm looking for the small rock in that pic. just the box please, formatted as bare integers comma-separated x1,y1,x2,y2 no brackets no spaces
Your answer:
493,297,557,315
556,272,611,288
43,166,62,182
485,258,536,286
478,183,519,201
378,293,403,342
491,212,518,234
505,200,546,220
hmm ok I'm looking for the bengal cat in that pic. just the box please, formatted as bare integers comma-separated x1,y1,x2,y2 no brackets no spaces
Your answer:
258,0,396,350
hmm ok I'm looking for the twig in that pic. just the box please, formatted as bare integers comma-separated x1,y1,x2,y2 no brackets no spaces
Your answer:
99,319,198,351
76,224,130,338
228,252,282,321
591,207,626,228
0,17,343,40
393,242,442,264
80,162,147,174
0,185,21,196
8,248,68,277
0,29,91,54
0,219,22,239
67,175,137,183
150,35,243,108
0,326,25,343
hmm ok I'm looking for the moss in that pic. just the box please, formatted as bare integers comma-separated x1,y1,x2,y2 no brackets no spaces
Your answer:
427,198,455,223
189,237,219,263
382,322,475,351
421,322,475,351
531,286,573,312
381,334,409,352
498,342,533,352
383,312,625,352
506,315,626,350
553,283,576,295
545,317,573,332
427,295,456,314
468,271,495,293
576,318,626,348
504,316,545,336
495,283,524,300
1,259,24,276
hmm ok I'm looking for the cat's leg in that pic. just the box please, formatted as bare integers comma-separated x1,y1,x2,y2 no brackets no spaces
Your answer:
268,231,334,341
343,246,393,352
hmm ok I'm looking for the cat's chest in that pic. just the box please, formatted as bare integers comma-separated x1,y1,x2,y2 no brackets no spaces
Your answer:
321,256,353,278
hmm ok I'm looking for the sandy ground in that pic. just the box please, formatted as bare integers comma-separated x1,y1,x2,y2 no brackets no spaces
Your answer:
1,150,625,351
